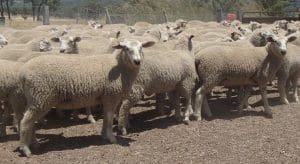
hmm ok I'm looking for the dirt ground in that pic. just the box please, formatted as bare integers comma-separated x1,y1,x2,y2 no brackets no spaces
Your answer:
0,86,299,163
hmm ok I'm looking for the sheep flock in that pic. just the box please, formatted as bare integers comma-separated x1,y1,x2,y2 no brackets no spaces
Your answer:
0,18,299,158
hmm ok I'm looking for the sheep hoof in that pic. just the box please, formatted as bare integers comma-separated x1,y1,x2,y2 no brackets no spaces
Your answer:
87,117,96,124
264,110,273,119
19,146,32,157
280,98,290,105
191,113,201,121
121,128,128,136
108,136,117,144
183,117,190,125
293,97,299,103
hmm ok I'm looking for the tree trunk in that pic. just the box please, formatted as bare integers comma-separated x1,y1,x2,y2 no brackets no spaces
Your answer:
5,0,10,20
0,0,4,18
37,2,43,21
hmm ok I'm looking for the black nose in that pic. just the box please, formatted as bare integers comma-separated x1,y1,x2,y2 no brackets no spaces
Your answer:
281,50,286,55
163,40,167,42
134,60,140,65
60,49,65,53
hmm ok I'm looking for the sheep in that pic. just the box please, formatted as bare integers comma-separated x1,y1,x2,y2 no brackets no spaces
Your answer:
0,34,8,48
143,24,182,42
87,20,103,29
17,39,155,157
0,38,53,61
276,43,300,104
248,21,262,31
117,35,197,135
0,60,25,137
274,20,289,30
192,32,297,121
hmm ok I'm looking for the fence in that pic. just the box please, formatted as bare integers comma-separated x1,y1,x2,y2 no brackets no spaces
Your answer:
241,11,300,23
3,3,300,26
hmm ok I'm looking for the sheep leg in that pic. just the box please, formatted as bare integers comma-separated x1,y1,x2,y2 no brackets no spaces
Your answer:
226,87,233,103
168,91,181,120
156,93,166,115
193,87,206,121
237,86,252,114
19,106,49,157
291,77,299,102
182,94,193,123
278,77,289,105
101,98,119,143
118,87,143,135
118,99,135,136
203,96,212,118
0,101,10,137
86,107,96,124
259,85,273,118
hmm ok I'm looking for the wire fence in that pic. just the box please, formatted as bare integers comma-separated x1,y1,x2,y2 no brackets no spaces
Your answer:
2,3,300,26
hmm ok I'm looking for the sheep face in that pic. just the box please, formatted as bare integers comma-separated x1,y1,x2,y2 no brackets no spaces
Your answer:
249,21,262,31
39,38,52,52
159,26,182,42
0,34,8,47
231,32,245,41
51,35,81,54
275,20,288,30
264,33,297,57
113,39,155,68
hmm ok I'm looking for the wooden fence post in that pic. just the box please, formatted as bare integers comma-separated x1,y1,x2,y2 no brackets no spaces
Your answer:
43,5,49,25
163,10,168,22
105,8,112,24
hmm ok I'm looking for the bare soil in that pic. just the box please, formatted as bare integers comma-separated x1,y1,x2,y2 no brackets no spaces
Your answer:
0,86,299,163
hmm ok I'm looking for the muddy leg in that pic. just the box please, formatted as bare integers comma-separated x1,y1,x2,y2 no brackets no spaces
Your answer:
101,98,120,143
168,91,181,120
19,105,50,157
291,77,299,102
237,86,252,114
278,77,289,105
118,88,142,136
259,85,273,118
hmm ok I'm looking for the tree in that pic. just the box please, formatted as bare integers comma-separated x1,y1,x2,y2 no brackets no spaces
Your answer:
193,0,249,13
0,0,11,19
48,0,60,11
24,0,48,21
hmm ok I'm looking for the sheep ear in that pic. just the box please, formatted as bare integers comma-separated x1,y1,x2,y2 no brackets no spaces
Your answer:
142,41,155,48
175,29,183,35
51,37,60,42
231,32,235,38
287,35,297,42
188,35,195,41
116,31,121,39
266,36,275,42
113,41,125,49
113,44,124,49
73,37,81,42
